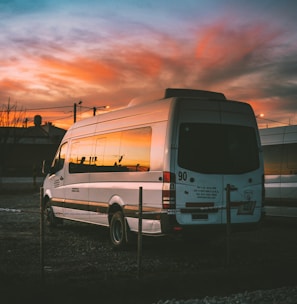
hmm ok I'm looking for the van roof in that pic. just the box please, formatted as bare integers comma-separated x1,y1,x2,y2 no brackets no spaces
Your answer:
260,125,297,145
68,88,240,133
164,88,226,100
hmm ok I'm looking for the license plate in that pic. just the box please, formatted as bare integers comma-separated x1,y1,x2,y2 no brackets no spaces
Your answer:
237,201,256,215
192,214,208,220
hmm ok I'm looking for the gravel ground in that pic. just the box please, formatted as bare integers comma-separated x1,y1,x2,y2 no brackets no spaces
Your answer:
154,286,297,304
0,191,297,303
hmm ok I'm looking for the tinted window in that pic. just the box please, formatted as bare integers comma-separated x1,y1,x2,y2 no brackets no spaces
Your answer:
117,128,151,171
286,143,297,173
50,142,67,174
262,143,297,175
178,123,259,174
69,127,151,173
262,145,282,175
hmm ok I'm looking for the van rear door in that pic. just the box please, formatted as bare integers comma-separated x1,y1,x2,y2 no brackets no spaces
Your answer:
173,99,262,226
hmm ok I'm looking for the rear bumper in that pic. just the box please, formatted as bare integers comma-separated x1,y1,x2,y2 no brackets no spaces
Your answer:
161,213,262,235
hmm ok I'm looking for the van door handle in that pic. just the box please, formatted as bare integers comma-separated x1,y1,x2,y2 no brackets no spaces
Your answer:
60,176,64,181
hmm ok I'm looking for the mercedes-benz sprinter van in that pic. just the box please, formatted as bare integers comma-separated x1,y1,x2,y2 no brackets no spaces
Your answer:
43,88,264,248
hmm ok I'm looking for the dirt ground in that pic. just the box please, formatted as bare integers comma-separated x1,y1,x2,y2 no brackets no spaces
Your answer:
0,191,297,304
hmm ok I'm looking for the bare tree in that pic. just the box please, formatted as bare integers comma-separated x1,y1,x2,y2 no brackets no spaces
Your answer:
0,97,27,127
0,98,27,181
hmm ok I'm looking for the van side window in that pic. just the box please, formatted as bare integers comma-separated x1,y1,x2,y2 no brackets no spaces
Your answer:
262,144,282,175
50,142,68,174
68,127,151,173
118,127,151,171
68,138,93,173
262,143,297,175
95,133,121,170
285,143,297,174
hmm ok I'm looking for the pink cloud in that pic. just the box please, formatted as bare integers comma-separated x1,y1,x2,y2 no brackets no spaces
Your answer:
194,18,281,72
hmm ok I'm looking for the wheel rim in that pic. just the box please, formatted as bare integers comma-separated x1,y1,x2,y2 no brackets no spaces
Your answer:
112,218,123,244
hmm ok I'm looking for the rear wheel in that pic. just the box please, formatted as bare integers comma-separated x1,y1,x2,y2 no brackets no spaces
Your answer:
110,211,128,249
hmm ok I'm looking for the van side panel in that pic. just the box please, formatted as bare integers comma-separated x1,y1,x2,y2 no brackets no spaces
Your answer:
260,125,297,217
47,99,173,234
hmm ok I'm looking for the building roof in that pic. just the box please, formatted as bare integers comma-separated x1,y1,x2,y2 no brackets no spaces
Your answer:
0,123,66,144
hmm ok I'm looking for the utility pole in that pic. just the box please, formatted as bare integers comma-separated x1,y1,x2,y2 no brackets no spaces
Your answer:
73,101,82,123
73,103,77,123
74,102,108,122
7,97,11,126
93,105,109,116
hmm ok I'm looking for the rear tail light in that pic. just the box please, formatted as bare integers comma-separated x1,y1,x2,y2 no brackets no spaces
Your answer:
162,171,176,209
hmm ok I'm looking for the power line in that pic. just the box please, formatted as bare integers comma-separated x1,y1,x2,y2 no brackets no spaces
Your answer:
17,103,109,125
26,105,72,111
257,115,290,126
50,114,74,122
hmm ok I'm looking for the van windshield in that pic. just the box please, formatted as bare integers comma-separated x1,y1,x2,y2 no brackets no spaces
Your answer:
178,123,259,174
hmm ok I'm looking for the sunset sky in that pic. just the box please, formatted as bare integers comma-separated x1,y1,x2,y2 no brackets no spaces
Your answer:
1,0,297,129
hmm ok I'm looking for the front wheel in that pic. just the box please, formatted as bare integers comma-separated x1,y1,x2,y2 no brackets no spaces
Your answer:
44,200,62,227
110,211,128,249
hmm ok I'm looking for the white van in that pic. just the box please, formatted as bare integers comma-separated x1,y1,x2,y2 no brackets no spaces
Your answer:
43,88,264,248
260,125,297,218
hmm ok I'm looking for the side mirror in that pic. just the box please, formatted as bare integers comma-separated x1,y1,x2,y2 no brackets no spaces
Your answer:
42,160,50,175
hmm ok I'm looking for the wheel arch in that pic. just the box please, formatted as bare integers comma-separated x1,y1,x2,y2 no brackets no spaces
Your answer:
107,195,125,224
43,193,51,209
43,189,52,205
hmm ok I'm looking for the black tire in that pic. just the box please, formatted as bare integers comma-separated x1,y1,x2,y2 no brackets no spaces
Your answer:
110,211,128,249
44,200,62,227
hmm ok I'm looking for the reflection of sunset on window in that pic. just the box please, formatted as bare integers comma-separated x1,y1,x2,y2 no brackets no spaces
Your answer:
68,127,151,173
69,139,94,165
94,138,106,166
263,147,282,175
97,133,120,167
120,128,151,170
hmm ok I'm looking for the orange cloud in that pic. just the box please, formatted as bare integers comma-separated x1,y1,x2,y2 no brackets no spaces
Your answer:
38,55,118,84
121,49,163,77
0,78,30,96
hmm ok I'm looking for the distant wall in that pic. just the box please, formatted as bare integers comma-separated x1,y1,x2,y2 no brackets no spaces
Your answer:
0,143,58,177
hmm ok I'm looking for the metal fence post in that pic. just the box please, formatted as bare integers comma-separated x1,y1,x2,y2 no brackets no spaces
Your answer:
40,187,45,283
137,186,143,279
225,184,231,266
225,184,237,267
